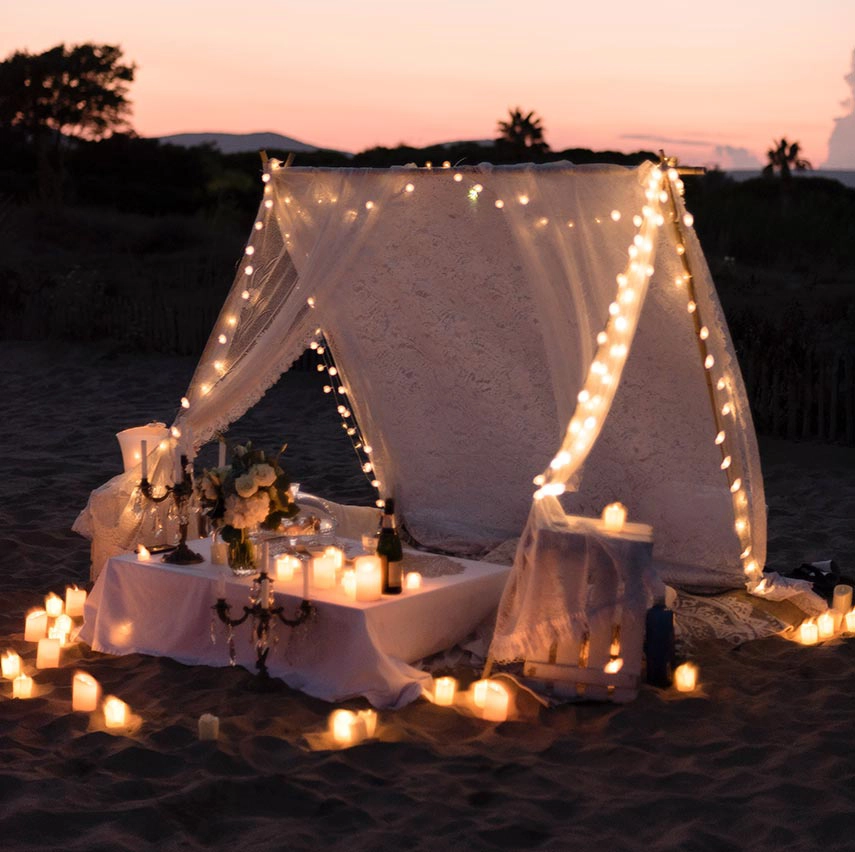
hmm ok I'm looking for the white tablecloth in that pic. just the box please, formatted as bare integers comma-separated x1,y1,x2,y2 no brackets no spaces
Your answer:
77,539,511,708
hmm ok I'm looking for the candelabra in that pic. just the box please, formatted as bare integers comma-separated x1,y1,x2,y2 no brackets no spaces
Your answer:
139,454,204,565
213,569,315,685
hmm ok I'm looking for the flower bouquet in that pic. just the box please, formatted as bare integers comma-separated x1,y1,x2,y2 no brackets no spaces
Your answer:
198,442,298,574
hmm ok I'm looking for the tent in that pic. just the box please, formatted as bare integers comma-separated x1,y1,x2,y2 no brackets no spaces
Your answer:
76,159,775,638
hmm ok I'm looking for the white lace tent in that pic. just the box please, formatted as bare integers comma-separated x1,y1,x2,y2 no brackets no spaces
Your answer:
78,160,767,615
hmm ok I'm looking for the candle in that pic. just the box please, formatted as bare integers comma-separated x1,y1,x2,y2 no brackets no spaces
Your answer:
434,676,457,706
341,569,357,599
358,709,378,739
24,610,48,642
833,584,853,614
674,662,698,692
601,502,627,532
799,620,818,645
36,637,61,668
312,555,337,590
103,695,129,728
55,613,73,639
482,681,510,722
354,555,382,602
45,592,63,618
140,439,148,479
12,673,33,699
817,610,835,640
324,546,345,571
405,572,422,591
274,554,300,581
845,609,855,633
72,672,101,712
138,545,151,561
218,440,226,468
48,625,68,646
262,541,270,575
604,658,624,674
259,577,270,610
1,650,21,679
65,586,87,618
198,713,219,741
329,709,367,747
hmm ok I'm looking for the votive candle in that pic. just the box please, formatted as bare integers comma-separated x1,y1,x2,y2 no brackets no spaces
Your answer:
65,586,87,618
329,709,366,747
324,546,345,571
354,555,382,602
799,620,818,645
25,610,48,642
312,555,337,590
674,662,698,692
845,609,855,633
55,613,73,639
1,650,22,679
357,709,377,739
48,626,68,646
472,679,490,708
36,637,61,668
45,593,63,618
434,676,457,706
12,673,33,699
482,681,510,722
72,672,101,712
341,569,357,600
601,502,627,532
833,584,853,614
198,713,219,741
103,695,129,728
817,610,835,640
405,572,422,591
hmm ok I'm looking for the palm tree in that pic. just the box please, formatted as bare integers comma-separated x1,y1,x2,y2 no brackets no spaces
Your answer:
763,138,812,180
496,107,549,160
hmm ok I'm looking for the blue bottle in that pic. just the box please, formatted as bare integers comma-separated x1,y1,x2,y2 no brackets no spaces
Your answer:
645,601,675,687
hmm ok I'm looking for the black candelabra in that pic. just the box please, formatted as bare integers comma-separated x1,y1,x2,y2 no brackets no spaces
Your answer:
213,568,315,684
139,453,204,565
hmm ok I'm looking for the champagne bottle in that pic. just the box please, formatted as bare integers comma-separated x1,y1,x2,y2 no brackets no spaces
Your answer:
377,498,403,594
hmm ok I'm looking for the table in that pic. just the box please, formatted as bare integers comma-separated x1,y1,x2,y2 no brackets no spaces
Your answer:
77,539,511,708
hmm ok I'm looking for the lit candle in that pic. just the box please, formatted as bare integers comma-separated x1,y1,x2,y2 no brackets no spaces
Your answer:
36,637,61,668
845,609,855,633
198,713,219,741
354,555,382,602
103,695,129,728
65,586,87,618
138,545,151,561
312,555,337,590
434,676,457,706
601,502,627,532
12,673,33,699
604,658,624,674
833,584,853,614
817,610,835,640
472,679,490,708
275,554,300,581
48,626,68,646
357,709,377,739
45,592,63,618
405,572,422,591
329,709,367,747
482,681,510,722
674,662,698,692
324,546,345,571
1,650,22,679
259,576,270,610
24,610,48,642
140,439,148,480
799,620,818,645
72,672,101,712
55,613,73,639
341,569,357,599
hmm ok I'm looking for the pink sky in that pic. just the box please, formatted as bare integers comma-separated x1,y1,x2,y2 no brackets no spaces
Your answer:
4,0,855,168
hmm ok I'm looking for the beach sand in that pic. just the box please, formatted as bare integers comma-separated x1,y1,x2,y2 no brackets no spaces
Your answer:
1,340,854,851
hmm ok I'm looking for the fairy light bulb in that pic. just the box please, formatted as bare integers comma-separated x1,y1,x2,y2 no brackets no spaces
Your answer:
699,326,709,340
633,215,643,227
567,220,575,229
609,302,620,317
715,431,725,445
339,386,348,394
735,519,747,534
171,426,181,439
337,405,346,414
371,479,381,488
705,355,715,369
495,199,505,209
214,360,224,373
365,201,374,210
577,389,590,403
310,341,318,350
687,301,697,314
242,290,250,300
717,378,727,391
473,184,483,193
317,364,325,372
347,428,356,436
533,474,545,486
518,194,529,205
245,246,255,256
721,456,732,470
405,183,414,193
254,221,263,230
328,367,338,376
244,265,253,276
362,462,373,473
317,346,325,354
307,297,316,308
676,244,685,255
218,334,227,344
597,331,608,345
262,173,270,183
610,210,621,221
730,478,742,493
722,403,732,416
683,213,694,227
614,317,628,332
323,385,332,393
454,173,463,182
201,383,210,395
264,200,273,209
181,397,190,409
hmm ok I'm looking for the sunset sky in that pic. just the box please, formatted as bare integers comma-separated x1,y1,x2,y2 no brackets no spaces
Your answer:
3,0,855,168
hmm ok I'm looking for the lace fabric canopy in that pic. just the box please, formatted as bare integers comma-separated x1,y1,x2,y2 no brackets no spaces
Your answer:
76,160,765,601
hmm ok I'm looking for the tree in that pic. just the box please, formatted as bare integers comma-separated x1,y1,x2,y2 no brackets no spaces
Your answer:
763,138,812,180
496,107,549,160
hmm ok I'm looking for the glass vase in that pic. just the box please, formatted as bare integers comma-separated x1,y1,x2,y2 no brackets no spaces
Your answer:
227,528,256,576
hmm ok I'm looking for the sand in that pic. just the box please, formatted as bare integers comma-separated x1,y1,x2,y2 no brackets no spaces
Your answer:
1,339,855,852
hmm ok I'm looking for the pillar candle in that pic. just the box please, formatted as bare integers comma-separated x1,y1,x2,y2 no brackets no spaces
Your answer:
329,709,367,747
45,593,63,618
259,577,270,610
140,439,148,479
817,610,835,640
312,555,337,590
601,502,627,532
12,673,33,699
833,584,853,614
36,637,61,668
25,610,48,642
48,625,68,646
482,681,509,722
341,569,357,600
1,650,22,679
274,554,300,581
65,586,87,618
434,676,457,707
324,546,345,571
72,672,101,712
845,609,855,633
405,572,422,591
357,709,377,738
198,713,219,741
103,695,129,728
354,556,382,602
799,620,818,645
55,613,73,638
674,662,698,692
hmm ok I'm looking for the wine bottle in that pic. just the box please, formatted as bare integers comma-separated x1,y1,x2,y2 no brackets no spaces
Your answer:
377,498,403,594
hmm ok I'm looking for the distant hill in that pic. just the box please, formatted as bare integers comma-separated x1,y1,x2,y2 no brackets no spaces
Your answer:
727,169,855,189
157,131,349,155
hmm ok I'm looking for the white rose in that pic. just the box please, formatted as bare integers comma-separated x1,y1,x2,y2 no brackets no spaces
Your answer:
251,463,276,488
234,473,257,498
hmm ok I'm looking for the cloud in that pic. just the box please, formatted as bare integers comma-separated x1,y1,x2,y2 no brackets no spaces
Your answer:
620,133,713,148
620,133,762,170
824,48,855,169
711,145,762,169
